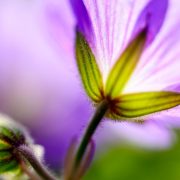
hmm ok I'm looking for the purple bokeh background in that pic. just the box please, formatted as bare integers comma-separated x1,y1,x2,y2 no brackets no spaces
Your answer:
0,0,91,167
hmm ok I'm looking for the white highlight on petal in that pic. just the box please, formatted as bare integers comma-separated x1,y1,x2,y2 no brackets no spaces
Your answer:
97,120,175,149
123,0,180,93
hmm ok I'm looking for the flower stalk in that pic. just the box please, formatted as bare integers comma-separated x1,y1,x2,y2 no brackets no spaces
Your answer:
72,99,109,176
20,161,41,180
17,145,57,180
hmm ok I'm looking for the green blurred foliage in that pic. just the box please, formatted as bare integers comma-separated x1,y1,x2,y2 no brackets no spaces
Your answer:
84,131,180,180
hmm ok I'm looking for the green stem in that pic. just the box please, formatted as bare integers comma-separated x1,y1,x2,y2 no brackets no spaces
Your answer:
74,99,109,171
17,145,57,180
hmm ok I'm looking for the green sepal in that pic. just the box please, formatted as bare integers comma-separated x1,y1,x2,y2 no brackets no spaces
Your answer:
0,125,26,175
0,151,12,161
0,127,17,141
0,159,19,173
76,31,103,102
115,91,180,118
0,139,11,150
105,29,147,99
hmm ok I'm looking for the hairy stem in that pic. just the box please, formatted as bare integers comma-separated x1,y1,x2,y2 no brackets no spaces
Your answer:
74,99,109,174
17,145,57,180
20,161,41,180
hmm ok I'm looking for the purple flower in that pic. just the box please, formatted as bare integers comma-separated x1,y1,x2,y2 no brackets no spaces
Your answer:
68,0,180,146
44,0,180,151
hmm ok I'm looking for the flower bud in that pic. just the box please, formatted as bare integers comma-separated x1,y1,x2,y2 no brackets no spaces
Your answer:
0,114,44,178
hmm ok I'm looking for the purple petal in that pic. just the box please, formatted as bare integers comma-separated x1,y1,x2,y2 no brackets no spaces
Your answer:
44,0,75,66
132,0,168,45
96,120,174,149
124,0,180,93
70,0,163,77
154,106,180,128
70,0,93,40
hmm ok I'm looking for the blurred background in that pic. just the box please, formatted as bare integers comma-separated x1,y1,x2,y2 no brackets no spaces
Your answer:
84,130,180,180
0,0,91,168
0,1,180,179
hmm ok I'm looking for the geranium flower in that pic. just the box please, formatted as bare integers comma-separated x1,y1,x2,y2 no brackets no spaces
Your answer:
61,0,180,177
43,0,180,153
71,0,180,122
